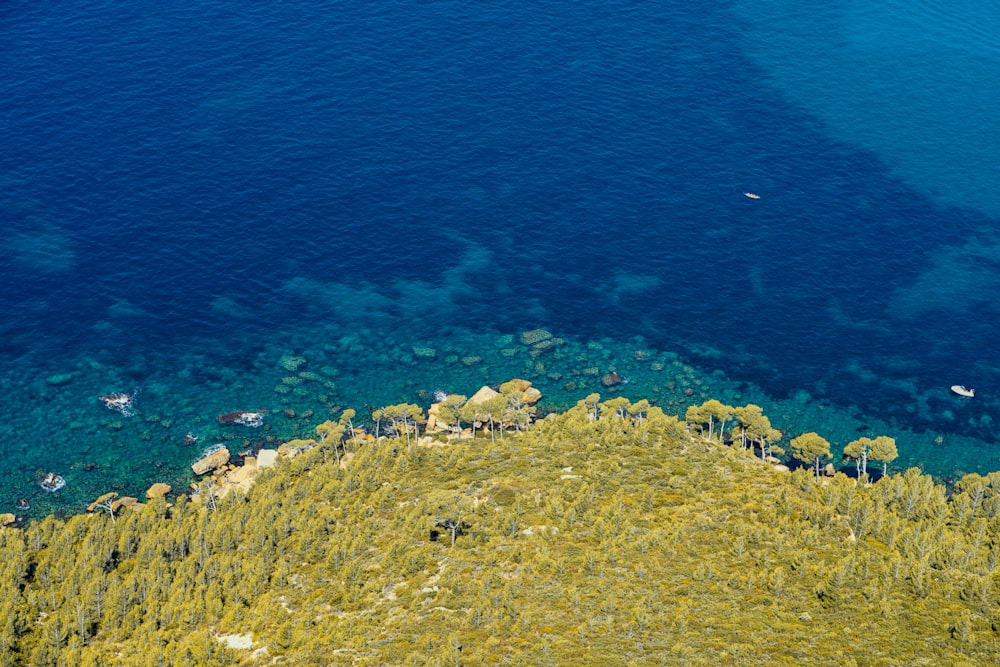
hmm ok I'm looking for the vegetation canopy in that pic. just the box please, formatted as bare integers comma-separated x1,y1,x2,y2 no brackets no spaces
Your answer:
1,394,998,666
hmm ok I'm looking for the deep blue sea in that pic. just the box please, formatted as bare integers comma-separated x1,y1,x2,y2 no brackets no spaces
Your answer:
2,0,998,515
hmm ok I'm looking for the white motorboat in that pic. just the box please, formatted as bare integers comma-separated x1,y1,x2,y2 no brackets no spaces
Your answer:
950,385,975,398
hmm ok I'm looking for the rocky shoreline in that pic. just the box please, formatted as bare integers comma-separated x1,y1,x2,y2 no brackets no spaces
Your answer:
65,378,547,521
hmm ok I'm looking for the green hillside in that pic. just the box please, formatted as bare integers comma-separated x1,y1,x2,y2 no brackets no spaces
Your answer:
2,392,999,666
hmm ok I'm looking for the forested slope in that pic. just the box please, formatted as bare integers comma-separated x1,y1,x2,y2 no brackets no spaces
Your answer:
1,395,999,666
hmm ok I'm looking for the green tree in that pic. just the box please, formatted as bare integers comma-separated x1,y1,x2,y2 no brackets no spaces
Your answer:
628,399,651,423
373,404,426,445
601,396,631,421
315,419,347,464
734,404,781,457
459,399,492,441
790,432,832,478
579,393,602,423
869,435,898,477
644,407,687,448
339,408,359,446
480,394,509,442
87,492,120,523
627,399,653,445
685,399,734,442
844,437,872,480
498,383,535,434
436,394,468,434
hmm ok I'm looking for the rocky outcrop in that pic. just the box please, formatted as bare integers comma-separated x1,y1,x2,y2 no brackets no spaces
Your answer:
100,392,135,416
466,385,499,406
452,380,543,420
426,402,441,432
192,447,231,475
521,387,542,405
190,450,280,502
111,496,141,512
146,483,171,499
225,460,258,491
39,473,66,493
499,379,543,405
277,439,316,459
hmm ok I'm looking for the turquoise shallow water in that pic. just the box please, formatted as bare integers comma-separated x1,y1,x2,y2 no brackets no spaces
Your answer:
734,0,999,219
1,0,998,517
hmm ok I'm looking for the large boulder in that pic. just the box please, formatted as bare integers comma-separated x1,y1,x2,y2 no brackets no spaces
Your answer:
111,496,141,512
426,402,441,432
257,449,279,468
217,461,259,497
465,385,499,406
500,378,532,394
226,460,258,486
521,387,542,405
277,438,316,459
146,482,172,499
192,447,231,475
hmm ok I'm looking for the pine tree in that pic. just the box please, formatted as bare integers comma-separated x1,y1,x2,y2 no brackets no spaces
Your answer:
436,394,468,435
844,437,873,480
869,436,898,478
790,432,832,478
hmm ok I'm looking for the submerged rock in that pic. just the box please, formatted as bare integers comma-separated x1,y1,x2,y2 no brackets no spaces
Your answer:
412,346,437,359
601,372,623,387
100,392,135,417
45,373,74,386
278,355,307,372
520,329,553,346
218,411,266,427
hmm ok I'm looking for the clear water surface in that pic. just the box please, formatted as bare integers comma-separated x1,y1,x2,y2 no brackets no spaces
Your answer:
1,0,998,516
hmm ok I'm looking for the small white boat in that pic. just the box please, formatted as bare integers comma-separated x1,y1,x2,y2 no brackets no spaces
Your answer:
743,192,760,200
951,385,975,398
